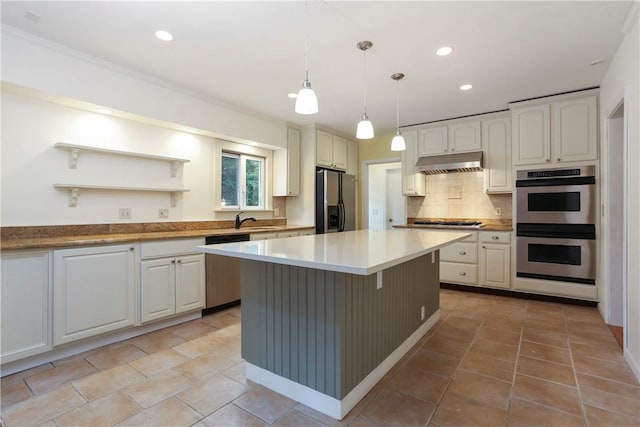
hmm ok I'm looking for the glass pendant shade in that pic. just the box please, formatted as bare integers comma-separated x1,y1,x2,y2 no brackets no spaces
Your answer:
295,80,318,115
356,116,374,139
391,132,406,151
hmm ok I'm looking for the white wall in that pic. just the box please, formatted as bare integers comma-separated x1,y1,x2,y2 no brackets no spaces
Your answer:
599,4,639,378
0,89,275,225
1,28,287,149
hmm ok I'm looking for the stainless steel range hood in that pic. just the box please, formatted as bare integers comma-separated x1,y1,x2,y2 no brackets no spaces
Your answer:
415,151,483,174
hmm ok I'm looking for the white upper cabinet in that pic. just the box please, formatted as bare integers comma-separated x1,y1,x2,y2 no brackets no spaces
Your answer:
418,120,481,156
316,130,347,171
552,96,598,163
448,120,482,153
347,139,358,177
274,127,301,196
401,129,425,196
483,116,512,193
418,125,448,156
512,92,597,166
512,104,551,165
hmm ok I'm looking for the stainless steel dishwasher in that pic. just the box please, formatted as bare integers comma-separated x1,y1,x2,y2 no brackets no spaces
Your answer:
204,234,250,310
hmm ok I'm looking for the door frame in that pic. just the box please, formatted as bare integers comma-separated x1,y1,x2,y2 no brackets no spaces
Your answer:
361,157,401,230
600,88,629,346
385,167,405,229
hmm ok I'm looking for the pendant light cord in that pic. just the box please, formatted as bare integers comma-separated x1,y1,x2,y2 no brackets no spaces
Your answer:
395,79,400,131
362,48,367,115
304,0,309,81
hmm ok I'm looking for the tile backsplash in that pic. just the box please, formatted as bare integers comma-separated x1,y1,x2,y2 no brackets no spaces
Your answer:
407,171,512,219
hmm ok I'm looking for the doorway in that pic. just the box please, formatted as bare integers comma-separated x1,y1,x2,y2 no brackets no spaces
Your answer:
364,161,403,231
604,98,627,348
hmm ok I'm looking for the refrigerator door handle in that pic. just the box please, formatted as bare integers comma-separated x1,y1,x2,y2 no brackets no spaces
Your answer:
338,202,345,232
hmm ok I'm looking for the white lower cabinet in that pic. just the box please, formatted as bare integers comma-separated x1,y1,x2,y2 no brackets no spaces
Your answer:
53,244,137,345
479,232,512,289
440,232,478,285
140,239,205,323
1,251,52,363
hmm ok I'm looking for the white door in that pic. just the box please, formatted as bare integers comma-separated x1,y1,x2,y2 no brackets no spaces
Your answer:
385,168,405,229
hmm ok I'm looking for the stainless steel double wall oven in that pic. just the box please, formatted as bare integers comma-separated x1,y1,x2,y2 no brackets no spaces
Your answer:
516,166,596,285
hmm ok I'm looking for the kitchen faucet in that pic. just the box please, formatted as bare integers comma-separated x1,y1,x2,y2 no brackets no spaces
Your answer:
235,211,257,229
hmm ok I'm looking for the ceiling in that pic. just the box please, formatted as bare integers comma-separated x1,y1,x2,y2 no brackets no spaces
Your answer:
1,1,632,140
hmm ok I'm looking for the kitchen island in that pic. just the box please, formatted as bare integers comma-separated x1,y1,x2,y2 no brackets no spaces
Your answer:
197,229,469,420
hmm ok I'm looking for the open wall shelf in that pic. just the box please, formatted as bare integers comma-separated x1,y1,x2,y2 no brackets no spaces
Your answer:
53,184,190,207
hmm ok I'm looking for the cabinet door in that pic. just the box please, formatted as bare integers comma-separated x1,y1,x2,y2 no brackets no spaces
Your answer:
332,135,348,170
316,130,333,168
401,130,425,196
483,117,512,193
449,120,481,153
1,251,52,363
418,125,449,156
54,244,136,345
175,254,205,314
552,96,598,163
347,139,358,176
287,128,301,195
512,104,551,165
140,258,176,322
479,244,511,289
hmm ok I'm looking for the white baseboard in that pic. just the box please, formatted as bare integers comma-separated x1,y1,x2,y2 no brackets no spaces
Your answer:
625,348,640,383
246,309,440,420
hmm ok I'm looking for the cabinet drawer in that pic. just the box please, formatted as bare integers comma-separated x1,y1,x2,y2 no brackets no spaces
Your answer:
277,231,299,238
441,262,478,285
251,232,277,240
140,238,205,259
479,231,511,244
440,243,477,263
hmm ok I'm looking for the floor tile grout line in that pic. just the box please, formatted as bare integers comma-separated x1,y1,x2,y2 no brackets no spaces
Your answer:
503,299,526,427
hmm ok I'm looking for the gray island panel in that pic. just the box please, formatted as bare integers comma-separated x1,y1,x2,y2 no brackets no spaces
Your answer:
241,251,440,400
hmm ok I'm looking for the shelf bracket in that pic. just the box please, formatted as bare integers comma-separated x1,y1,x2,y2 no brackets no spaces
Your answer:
170,192,179,207
170,161,179,177
68,188,79,207
68,148,80,169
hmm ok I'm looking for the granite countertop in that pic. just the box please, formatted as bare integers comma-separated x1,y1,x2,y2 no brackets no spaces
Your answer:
197,229,471,275
1,224,315,251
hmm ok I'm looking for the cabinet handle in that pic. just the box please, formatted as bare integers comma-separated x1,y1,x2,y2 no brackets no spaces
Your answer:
545,159,550,163
171,260,176,264
129,247,135,251
482,245,486,249
557,158,561,162
459,251,466,255
451,148,455,152
177,260,182,263
491,235,499,240
459,272,466,276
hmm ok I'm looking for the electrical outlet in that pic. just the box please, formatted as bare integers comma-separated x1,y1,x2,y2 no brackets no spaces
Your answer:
119,208,131,220
376,271,383,289
274,207,279,216
159,208,169,219
495,207,502,217
421,306,425,321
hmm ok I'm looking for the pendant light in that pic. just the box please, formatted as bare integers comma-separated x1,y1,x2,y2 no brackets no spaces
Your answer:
295,0,318,115
390,72,406,151
356,40,374,139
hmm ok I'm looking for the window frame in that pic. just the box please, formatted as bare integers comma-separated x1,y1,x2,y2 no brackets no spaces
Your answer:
214,139,273,212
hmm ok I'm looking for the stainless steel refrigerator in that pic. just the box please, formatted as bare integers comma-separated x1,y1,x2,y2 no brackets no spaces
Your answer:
315,168,356,234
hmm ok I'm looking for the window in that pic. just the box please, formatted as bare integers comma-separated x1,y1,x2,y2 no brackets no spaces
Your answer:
221,152,265,209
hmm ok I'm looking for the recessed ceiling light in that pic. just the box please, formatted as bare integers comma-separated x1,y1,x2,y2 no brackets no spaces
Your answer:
155,30,173,41
288,93,298,99
436,46,453,56
96,107,113,114
460,84,473,91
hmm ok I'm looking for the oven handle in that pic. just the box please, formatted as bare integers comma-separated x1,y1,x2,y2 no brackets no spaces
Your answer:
515,176,595,187
517,223,595,239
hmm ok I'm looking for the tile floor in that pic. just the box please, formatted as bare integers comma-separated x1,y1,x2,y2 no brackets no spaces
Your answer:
2,289,640,426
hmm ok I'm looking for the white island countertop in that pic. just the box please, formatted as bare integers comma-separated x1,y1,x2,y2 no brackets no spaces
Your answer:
197,229,470,275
